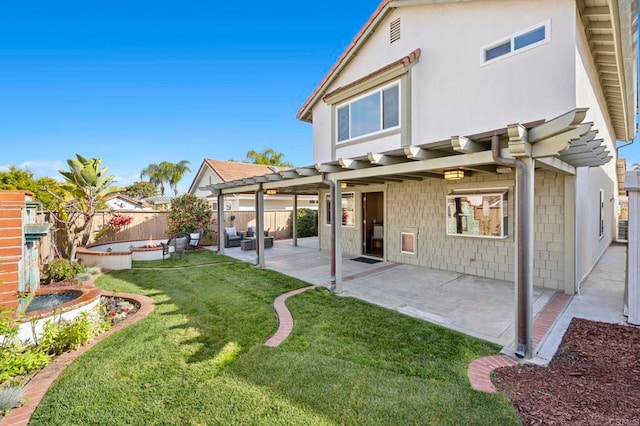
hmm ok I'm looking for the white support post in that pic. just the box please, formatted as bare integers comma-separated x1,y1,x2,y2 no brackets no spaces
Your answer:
292,194,298,247
564,175,577,294
217,193,224,254
517,157,535,357
334,180,343,293
628,186,640,324
257,187,265,268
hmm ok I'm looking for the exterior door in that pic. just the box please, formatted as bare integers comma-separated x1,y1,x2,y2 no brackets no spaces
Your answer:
362,192,384,258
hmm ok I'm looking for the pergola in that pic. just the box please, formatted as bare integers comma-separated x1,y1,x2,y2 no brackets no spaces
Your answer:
204,108,610,358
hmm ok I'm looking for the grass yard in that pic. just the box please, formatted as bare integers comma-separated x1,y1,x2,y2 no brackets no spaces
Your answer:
30,250,520,425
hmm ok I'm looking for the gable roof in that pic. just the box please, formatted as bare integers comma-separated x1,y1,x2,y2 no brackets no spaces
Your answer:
104,192,150,208
205,159,276,182
187,159,280,194
296,0,637,141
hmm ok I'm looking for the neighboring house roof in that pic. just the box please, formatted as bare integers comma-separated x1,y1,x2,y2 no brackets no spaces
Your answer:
296,0,637,141
187,159,279,194
104,193,150,209
144,196,173,204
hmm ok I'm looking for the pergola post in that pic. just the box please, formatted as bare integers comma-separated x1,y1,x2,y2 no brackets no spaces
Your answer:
256,186,265,268
333,180,343,293
217,192,224,255
292,194,298,247
518,157,535,358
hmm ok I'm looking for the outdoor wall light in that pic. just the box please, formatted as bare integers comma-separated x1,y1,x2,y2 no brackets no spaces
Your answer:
265,189,277,195
444,169,465,180
340,182,348,189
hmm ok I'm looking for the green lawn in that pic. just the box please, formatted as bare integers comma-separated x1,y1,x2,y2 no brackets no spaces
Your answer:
31,250,520,425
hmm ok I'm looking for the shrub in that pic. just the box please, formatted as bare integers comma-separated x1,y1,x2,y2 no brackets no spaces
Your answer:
0,346,51,382
167,194,212,235
292,208,318,238
39,311,110,356
42,259,85,283
0,387,23,413
0,309,51,383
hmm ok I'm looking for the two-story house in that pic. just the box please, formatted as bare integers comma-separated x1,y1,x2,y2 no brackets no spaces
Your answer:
206,0,637,357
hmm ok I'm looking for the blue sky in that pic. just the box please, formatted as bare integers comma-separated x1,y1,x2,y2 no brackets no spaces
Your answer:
1,1,639,193
0,0,379,191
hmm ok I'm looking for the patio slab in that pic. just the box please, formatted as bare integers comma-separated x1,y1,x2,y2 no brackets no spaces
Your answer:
211,237,555,347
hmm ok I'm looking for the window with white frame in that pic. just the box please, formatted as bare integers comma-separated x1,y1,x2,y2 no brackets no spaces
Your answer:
446,193,508,238
483,20,550,63
325,193,355,226
599,189,605,238
336,82,400,143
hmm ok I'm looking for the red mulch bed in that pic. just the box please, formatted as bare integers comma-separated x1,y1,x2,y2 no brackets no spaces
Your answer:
492,318,640,425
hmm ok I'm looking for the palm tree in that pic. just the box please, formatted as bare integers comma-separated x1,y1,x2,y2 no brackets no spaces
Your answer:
140,162,172,196
245,148,294,168
169,160,191,196
633,163,640,171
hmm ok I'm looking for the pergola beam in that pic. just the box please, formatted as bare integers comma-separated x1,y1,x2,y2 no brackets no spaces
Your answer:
404,146,450,160
340,158,372,169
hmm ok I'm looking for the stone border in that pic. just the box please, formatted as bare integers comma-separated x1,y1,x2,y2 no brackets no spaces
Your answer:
264,286,315,347
467,292,572,393
1,291,155,426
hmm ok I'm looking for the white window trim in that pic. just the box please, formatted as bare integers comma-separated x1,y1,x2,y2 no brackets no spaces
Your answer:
445,192,508,239
400,232,416,255
324,192,356,227
335,81,401,145
481,19,551,66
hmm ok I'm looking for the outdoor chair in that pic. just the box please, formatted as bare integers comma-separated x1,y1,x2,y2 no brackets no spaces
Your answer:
246,226,269,238
187,229,204,251
371,224,384,249
224,227,245,248
161,232,191,260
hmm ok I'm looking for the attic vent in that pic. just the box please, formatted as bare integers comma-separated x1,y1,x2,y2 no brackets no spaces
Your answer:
390,18,401,43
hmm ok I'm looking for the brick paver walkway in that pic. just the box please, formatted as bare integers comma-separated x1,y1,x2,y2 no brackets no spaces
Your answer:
467,292,572,393
264,286,315,347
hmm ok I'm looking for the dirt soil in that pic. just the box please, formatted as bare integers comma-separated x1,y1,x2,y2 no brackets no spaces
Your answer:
492,318,640,426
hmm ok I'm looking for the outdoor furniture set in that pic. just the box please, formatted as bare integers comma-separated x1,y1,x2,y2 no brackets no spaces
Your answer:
224,226,273,251
161,229,204,260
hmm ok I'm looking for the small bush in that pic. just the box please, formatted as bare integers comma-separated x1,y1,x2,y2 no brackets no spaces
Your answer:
39,311,110,356
0,346,51,382
292,209,318,238
42,259,85,283
0,387,24,413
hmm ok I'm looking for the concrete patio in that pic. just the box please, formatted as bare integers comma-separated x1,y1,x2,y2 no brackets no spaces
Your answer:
210,237,559,347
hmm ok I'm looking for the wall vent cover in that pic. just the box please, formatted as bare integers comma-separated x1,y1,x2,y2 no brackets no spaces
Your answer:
390,18,401,43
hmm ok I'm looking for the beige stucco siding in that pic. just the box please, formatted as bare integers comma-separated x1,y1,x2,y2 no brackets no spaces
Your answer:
320,171,568,291
312,0,577,162
573,13,619,285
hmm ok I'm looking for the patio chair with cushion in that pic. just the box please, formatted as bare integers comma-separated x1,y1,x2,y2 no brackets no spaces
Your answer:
246,226,269,238
224,227,245,248
161,232,191,260
187,229,204,251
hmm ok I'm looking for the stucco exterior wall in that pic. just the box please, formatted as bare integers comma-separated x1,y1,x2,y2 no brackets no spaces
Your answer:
190,168,223,198
320,172,567,290
573,14,619,285
311,0,577,162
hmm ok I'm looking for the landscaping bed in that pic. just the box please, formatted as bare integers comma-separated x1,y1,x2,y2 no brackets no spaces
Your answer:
493,318,640,425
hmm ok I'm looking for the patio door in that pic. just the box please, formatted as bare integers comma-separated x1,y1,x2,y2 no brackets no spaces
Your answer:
362,192,384,258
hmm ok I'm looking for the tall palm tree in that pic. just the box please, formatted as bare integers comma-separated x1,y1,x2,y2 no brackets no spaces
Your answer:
245,148,294,168
633,163,640,171
140,162,172,196
169,160,191,196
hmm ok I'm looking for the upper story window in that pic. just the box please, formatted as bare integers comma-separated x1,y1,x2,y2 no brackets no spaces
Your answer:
483,20,550,64
336,82,400,143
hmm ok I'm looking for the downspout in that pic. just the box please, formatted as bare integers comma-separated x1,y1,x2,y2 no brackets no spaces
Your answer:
322,173,337,291
491,134,532,359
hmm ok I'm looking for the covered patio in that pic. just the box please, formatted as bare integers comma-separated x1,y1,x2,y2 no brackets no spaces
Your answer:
210,237,556,347
205,108,610,358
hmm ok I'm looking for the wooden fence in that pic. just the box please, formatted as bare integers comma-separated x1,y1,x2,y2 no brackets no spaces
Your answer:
89,210,294,245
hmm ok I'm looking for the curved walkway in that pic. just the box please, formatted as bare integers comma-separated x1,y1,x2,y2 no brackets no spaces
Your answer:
467,292,572,393
1,284,155,426
264,286,315,347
